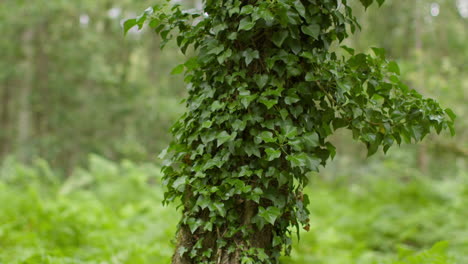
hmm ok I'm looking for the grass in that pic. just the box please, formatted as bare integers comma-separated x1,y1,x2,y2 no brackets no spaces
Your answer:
0,155,466,263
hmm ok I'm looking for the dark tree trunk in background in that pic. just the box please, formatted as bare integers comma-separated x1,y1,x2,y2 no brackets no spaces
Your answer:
0,80,12,157
413,0,429,173
16,29,34,163
32,21,50,153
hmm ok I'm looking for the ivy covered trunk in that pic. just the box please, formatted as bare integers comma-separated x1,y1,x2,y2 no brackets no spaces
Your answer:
125,0,454,263
172,199,277,264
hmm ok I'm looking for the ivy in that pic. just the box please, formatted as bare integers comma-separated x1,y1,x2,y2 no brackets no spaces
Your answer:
126,0,455,263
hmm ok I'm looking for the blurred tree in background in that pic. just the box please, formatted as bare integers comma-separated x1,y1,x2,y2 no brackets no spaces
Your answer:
0,0,197,173
0,0,466,176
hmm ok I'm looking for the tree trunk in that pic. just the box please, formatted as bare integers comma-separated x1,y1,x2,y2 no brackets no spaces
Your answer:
172,199,274,264
0,79,12,157
413,0,429,174
16,29,34,162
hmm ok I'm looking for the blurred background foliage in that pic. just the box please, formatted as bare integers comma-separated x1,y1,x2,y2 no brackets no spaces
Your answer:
0,0,467,263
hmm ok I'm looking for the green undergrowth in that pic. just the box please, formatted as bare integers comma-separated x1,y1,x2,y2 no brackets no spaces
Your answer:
0,155,466,263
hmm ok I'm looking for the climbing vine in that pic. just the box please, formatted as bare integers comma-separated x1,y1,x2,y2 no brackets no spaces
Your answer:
125,0,455,263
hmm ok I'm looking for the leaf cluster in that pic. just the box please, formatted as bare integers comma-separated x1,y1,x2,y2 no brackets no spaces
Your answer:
127,0,454,262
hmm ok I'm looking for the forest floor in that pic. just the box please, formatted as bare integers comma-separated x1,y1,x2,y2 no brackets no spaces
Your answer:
0,155,466,264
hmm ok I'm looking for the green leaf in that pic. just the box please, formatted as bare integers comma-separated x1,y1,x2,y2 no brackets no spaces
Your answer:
217,49,233,64
123,19,138,35
280,109,289,120
232,119,247,131
171,64,185,75
202,120,213,128
359,0,374,9
213,202,226,217
243,49,260,66
216,131,235,147
259,97,278,109
258,206,282,225
293,0,306,17
257,131,276,143
302,132,319,148
240,94,258,108
265,148,281,161
305,72,317,82
287,38,302,54
388,61,400,75
301,24,320,39
341,45,355,55
187,218,202,233
366,133,383,156
211,100,224,111
371,47,386,59
272,30,289,47
287,153,320,171
285,95,300,105
240,5,254,15
238,17,255,31
184,57,199,70
172,176,187,192
282,125,298,139
254,74,269,88
445,108,456,121
245,144,261,157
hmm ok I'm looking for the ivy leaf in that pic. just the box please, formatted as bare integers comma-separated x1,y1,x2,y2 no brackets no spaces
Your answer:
341,45,355,56
258,206,282,225
301,24,320,39
282,125,298,139
240,94,258,108
366,133,383,157
388,61,400,75
286,38,302,54
371,47,386,59
243,49,260,66
172,176,187,192
259,97,278,109
123,19,138,35
377,0,385,6
187,218,203,234
293,0,306,17
359,0,374,9
259,9,274,25
217,131,235,147
445,108,456,122
302,132,319,148
287,153,320,171
265,148,281,161
171,64,185,75
238,17,255,31
240,5,254,15
217,49,233,64
202,120,213,128
254,74,269,88
280,109,289,120
272,30,289,47
232,119,247,131
285,95,300,105
256,131,276,143
196,196,210,210
212,202,226,217
245,144,261,157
